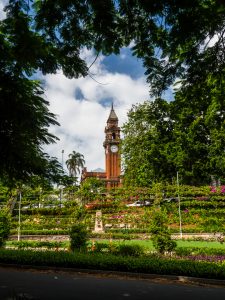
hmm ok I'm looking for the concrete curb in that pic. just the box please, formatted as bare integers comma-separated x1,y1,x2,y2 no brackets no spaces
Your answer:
0,263,225,288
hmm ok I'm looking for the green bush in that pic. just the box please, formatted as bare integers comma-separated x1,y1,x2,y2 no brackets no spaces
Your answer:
7,240,68,250
116,244,145,257
0,209,11,247
152,234,177,254
69,223,88,251
92,242,145,257
92,242,109,253
149,208,177,254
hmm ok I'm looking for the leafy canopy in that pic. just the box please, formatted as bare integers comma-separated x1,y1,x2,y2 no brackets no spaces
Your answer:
122,94,225,186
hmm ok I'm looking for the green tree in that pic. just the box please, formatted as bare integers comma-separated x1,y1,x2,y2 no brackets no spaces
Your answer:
0,3,69,184
0,1,63,185
170,79,225,184
66,151,85,178
0,76,60,185
122,93,225,186
122,99,175,186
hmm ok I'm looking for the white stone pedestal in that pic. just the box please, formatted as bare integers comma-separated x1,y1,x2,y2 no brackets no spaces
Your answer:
94,210,104,233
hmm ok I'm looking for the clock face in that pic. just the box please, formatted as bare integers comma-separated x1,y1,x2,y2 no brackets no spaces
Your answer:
110,145,118,153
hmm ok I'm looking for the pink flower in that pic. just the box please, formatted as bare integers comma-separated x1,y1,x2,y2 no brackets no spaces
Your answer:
221,186,225,193
210,186,217,193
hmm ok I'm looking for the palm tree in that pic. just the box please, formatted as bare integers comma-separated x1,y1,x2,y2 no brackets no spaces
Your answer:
66,151,85,177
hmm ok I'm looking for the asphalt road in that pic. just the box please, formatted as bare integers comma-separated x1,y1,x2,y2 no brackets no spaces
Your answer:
0,266,225,300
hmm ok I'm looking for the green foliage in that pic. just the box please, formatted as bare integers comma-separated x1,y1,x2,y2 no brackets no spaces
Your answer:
0,209,11,247
0,75,62,185
72,206,87,222
78,177,105,205
33,0,225,97
149,209,176,254
92,242,145,257
175,247,225,257
122,97,225,186
1,249,225,280
200,217,224,233
7,183,225,240
7,240,68,250
69,223,89,251
116,243,145,257
122,100,174,187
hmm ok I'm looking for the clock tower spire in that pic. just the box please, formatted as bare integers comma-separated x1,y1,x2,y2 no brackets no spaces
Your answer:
103,104,121,189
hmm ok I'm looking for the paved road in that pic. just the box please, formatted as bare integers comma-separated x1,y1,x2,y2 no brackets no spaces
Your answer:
0,266,225,300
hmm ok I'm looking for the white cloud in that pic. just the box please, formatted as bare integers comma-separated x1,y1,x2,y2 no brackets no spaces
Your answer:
0,0,7,20
43,49,150,174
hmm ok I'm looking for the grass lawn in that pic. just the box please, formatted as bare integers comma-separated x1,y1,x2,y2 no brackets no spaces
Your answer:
175,240,225,248
93,239,225,250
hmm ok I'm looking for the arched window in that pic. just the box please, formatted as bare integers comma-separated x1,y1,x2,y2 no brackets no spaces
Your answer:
112,133,116,140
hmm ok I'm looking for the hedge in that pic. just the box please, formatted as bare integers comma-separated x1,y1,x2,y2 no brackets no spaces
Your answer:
1,249,225,280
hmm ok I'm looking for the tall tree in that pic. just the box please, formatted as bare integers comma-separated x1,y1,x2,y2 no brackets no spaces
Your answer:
0,1,60,185
171,77,225,184
122,94,225,186
66,151,85,178
122,99,175,186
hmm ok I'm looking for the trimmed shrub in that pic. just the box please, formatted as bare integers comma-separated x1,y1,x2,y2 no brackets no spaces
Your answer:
152,234,177,254
149,208,177,254
116,244,145,257
69,223,88,251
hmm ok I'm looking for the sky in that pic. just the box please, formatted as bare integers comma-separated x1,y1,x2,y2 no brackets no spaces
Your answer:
0,1,173,174
42,47,151,173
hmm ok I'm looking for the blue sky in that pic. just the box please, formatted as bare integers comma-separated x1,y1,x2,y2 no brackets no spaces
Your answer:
0,1,174,174
103,48,146,80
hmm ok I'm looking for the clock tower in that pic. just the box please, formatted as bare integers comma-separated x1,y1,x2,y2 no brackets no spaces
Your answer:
103,104,121,189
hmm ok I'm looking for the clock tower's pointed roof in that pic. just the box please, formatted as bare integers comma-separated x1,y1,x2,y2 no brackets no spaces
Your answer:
107,103,118,122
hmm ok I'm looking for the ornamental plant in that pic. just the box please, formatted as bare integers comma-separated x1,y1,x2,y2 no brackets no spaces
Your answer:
149,208,176,254
69,223,89,252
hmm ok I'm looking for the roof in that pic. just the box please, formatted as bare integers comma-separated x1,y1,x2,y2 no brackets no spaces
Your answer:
92,168,105,172
107,103,118,122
